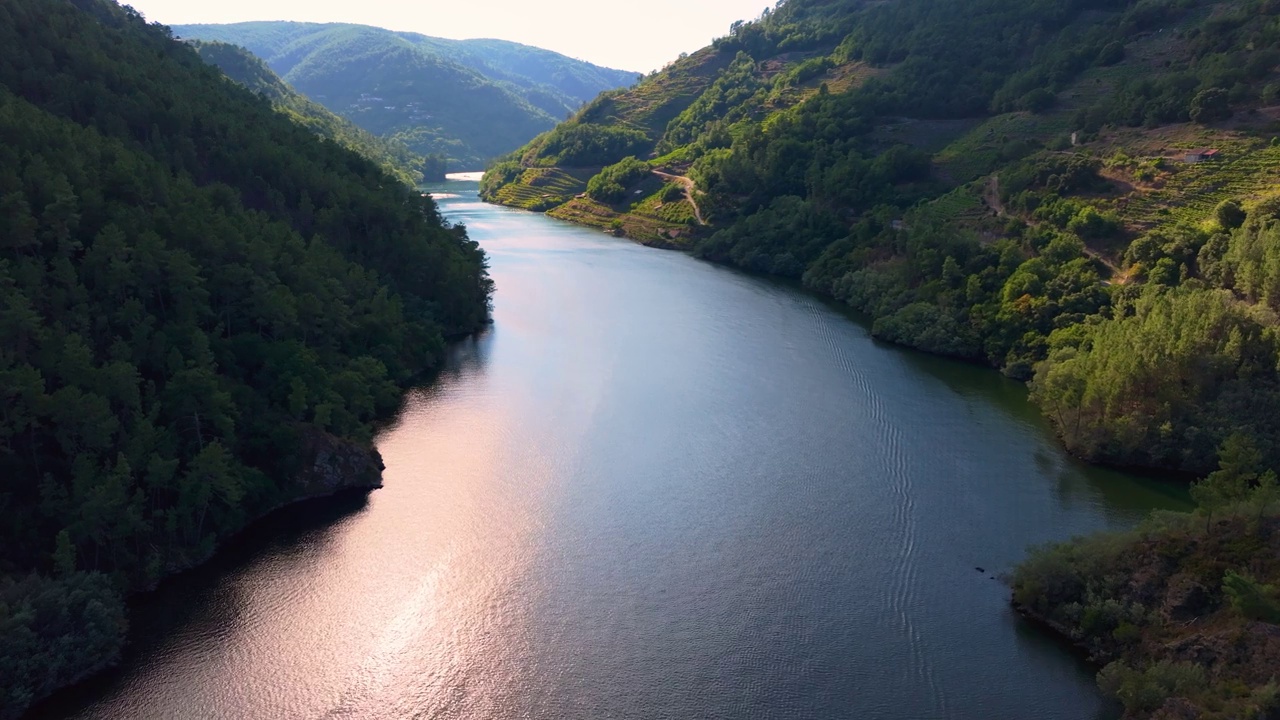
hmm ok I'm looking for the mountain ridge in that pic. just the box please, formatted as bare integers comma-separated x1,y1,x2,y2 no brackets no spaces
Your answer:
173,21,640,169
187,39,446,183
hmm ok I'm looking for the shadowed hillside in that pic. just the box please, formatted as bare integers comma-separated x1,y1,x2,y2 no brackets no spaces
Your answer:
188,40,446,183
0,1,491,716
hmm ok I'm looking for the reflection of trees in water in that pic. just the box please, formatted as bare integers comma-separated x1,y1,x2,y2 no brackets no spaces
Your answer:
38,492,372,718
1011,614,1121,720
682,256,1189,526
879,319,1191,517
142,491,371,641
1053,462,1192,519
398,328,495,409
51,328,495,717
439,328,495,383
374,329,498,442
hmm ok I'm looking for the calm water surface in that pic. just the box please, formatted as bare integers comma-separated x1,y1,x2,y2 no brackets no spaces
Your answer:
48,175,1189,720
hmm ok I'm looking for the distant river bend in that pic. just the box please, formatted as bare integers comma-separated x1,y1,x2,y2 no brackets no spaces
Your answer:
45,175,1188,720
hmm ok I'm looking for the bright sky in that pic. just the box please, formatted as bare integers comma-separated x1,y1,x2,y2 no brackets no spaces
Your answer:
125,0,775,72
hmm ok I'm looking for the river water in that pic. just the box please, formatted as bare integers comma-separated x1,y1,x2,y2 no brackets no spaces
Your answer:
46,175,1189,720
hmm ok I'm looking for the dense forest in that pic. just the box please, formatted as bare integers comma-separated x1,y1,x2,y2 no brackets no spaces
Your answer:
0,0,491,716
173,22,640,170
189,40,447,183
483,0,1280,477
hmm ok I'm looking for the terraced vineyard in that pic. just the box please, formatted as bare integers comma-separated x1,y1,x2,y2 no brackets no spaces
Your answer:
934,113,1075,184
487,167,596,211
908,183,998,238
1106,140,1280,230
544,170,703,247
579,49,733,137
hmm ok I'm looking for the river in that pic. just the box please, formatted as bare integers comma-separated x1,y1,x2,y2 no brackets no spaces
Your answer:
43,174,1189,720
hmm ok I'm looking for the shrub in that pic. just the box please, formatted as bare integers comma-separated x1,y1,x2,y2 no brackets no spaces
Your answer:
1215,199,1246,230
1223,571,1280,622
586,157,651,203
1098,660,1208,715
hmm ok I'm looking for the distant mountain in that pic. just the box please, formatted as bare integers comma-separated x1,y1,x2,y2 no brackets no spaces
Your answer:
188,40,446,183
173,22,640,169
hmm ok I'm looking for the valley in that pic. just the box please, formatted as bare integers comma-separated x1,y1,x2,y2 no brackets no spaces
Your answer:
174,22,639,169
3,1,1280,719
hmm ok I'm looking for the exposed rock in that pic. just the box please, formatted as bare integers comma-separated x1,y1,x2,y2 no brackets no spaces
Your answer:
1166,622,1280,684
1165,631,1223,671
1161,574,1212,622
1150,697,1202,720
292,426,385,500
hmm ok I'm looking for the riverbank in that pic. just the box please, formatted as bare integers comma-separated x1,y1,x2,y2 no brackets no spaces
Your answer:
7,429,384,720
530,186,1280,718
37,177,1187,720
1011,507,1280,719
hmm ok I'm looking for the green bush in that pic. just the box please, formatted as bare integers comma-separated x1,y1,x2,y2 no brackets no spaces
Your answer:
1223,571,1280,622
1098,661,1208,715
1215,199,1246,231
586,157,651,203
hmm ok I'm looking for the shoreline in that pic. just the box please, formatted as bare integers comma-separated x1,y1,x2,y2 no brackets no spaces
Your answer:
21,313,488,720
478,192,1196,484
21,476,378,717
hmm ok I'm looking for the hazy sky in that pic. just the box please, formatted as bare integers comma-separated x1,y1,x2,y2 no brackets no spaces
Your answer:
125,0,775,72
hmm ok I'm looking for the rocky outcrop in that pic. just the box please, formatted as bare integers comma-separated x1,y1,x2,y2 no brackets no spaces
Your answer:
1011,514,1280,719
291,427,385,500
1166,622,1280,685
1161,574,1214,623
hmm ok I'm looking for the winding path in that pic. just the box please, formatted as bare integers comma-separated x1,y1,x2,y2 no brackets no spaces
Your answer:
983,175,1125,282
652,170,706,226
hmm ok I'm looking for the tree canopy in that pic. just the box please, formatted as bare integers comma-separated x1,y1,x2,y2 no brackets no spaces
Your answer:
0,1,491,715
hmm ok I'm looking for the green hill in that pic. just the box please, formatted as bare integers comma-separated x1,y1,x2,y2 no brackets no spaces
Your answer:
0,1,490,716
172,22,640,170
484,4,1280,713
188,40,446,183
484,0,1280,477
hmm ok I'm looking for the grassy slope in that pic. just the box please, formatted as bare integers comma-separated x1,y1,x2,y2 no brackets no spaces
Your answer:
484,42,875,242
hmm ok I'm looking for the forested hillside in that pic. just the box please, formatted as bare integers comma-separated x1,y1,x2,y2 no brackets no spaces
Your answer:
484,0,1280,476
0,1,491,716
1013,435,1280,719
189,40,447,183
173,22,639,170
